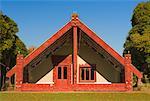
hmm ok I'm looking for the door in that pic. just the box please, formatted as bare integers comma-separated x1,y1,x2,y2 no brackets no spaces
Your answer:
55,65,70,89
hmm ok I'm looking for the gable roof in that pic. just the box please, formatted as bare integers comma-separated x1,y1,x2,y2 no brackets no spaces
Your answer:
77,20,142,78
7,14,142,78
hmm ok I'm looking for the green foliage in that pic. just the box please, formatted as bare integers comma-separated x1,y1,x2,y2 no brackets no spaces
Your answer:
0,12,18,52
124,1,150,82
131,2,150,26
0,12,28,90
0,12,27,57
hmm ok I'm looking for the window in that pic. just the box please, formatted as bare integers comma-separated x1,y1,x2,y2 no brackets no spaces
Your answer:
91,68,94,80
81,68,84,80
64,67,67,79
86,69,89,80
58,67,61,79
58,66,67,79
79,65,96,82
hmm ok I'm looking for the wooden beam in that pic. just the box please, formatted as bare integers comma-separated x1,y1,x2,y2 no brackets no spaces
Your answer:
78,29,82,52
73,26,77,84
78,21,142,79
24,22,72,67
78,21,125,65
124,54,132,91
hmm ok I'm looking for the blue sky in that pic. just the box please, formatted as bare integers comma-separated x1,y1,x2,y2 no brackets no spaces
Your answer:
0,0,146,55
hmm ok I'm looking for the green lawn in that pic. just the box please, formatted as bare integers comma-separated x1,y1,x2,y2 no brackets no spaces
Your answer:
0,92,150,101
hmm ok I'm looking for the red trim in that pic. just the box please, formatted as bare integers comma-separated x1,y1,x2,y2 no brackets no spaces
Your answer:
54,65,71,89
78,21,124,65
79,64,96,83
24,22,72,67
79,64,91,67
7,17,142,79
130,64,142,78
53,55,72,89
6,14,142,92
79,67,96,83
77,20,142,79
21,83,127,91
73,26,78,84
6,22,72,78
6,65,17,77
15,54,24,91
75,83,127,91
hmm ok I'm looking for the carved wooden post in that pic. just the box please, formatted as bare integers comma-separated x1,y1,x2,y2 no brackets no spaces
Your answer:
71,13,78,84
15,54,24,91
137,77,142,88
124,53,132,91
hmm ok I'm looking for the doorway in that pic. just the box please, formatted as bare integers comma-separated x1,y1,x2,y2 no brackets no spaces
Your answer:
54,65,70,89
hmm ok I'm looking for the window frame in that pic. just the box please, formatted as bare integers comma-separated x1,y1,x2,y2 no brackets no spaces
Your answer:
79,64,96,83
58,67,62,79
58,66,68,79
63,67,67,79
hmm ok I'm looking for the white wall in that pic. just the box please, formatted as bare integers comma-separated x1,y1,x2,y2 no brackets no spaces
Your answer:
35,55,111,84
36,70,54,84
77,56,110,84
79,44,121,83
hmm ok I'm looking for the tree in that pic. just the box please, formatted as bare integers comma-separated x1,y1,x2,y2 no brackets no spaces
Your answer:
0,12,28,90
124,1,150,83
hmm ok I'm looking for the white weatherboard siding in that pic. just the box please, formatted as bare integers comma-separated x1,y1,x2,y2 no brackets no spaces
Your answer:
36,70,54,84
35,55,110,84
77,56,110,84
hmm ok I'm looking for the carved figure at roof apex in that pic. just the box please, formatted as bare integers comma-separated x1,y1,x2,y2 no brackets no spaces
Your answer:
71,13,80,26
71,13,79,20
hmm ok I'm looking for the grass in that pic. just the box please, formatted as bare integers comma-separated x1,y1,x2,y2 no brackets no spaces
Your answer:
140,83,150,91
0,92,150,101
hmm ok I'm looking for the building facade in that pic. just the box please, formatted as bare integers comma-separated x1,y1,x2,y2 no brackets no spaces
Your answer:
6,14,142,91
